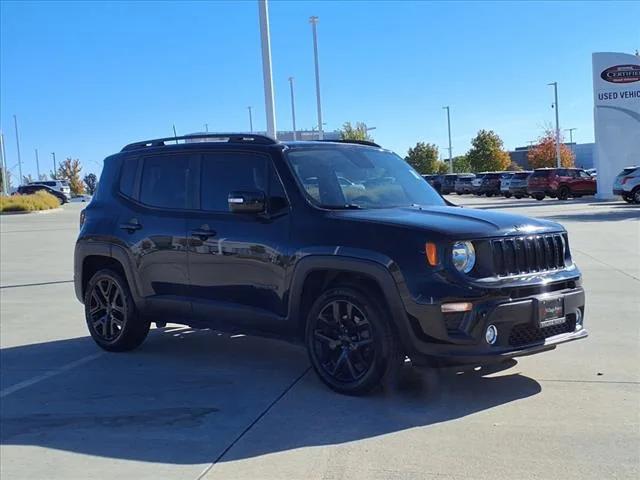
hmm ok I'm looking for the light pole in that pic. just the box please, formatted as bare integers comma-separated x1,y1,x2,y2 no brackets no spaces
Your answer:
35,148,40,179
288,77,297,141
443,106,453,173
309,16,324,140
247,106,254,132
548,82,561,168
258,0,276,139
13,115,23,184
51,152,57,179
0,132,8,195
565,127,577,158
204,123,209,133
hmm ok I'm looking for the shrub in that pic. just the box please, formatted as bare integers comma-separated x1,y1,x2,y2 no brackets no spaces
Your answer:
0,191,61,213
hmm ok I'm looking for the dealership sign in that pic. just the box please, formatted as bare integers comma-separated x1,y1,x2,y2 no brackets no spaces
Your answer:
592,52,640,200
600,64,640,84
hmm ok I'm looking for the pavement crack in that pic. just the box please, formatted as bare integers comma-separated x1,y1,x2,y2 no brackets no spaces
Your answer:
0,280,74,289
195,366,311,480
572,248,640,282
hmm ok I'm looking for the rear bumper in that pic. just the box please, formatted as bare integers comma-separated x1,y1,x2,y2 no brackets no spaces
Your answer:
401,283,587,367
613,188,626,196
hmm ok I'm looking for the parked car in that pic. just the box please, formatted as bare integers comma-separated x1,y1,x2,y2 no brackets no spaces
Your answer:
75,133,587,395
507,171,532,199
470,174,486,195
28,180,71,199
454,174,476,194
585,168,597,178
612,166,640,204
499,172,516,197
527,168,597,201
439,174,458,194
422,174,438,190
15,184,69,204
479,172,502,197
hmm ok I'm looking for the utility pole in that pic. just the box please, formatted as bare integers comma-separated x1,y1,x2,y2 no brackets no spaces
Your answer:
51,152,57,179
309,16,324,140
247,106,254,133
35,148,40,179
443,106,453,173
0,132,8,195
258,0,277,139
288,77,297,141
172,124,178,143
13,115,23,184
548,82,561,168
204,123,209,133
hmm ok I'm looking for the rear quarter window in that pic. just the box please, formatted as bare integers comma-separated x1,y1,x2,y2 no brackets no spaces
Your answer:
119,158,139,198
531,170,551,178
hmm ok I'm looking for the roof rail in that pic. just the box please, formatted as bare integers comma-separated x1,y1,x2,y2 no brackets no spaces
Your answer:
316,139,381,148
121,133,278,152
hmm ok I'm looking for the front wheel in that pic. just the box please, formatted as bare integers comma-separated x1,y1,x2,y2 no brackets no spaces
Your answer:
504,192,512,198
305,286,403,395
633,188,640,204
534,193,545,201
84,269,150,352
515,195,523,199
558,186,570,200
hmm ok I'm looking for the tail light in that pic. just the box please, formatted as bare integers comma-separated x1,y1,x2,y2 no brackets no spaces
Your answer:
621,176,633,185
79,209,86,228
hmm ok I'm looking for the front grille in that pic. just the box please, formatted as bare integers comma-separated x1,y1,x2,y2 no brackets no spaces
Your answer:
508,319,576,347
491,234,568,276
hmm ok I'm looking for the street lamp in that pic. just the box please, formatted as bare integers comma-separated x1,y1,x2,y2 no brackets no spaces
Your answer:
51,152,57,179
565,127,577,157
548,82,561,168
258,0,276,138
247,106,254,133
309,15,324,140
13,115,23,184
443,106,453,173
288,77,297,141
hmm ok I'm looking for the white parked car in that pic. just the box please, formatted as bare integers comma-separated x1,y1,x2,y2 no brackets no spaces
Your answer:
613,166,640,204
28,180,71,199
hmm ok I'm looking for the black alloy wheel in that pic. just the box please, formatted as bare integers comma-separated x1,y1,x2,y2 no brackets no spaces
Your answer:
84,269,150,351
306,286,402,395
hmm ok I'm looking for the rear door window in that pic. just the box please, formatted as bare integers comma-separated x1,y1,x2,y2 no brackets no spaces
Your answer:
139,153,198,209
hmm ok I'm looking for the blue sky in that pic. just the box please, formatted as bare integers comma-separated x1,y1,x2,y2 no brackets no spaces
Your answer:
1,0,638,178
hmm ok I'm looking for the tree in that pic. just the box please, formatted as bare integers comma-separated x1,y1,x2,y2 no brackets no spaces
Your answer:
467,130,511,172
405,142,439,174
340,122,373,141
452,155,472,173
56,158,84,195
83,173,98,195
506,161,523,171
435,161,449,174
527,130,575,168
23,174,35,184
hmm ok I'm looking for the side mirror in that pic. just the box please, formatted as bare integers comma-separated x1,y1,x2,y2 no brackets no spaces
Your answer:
228,190,266,214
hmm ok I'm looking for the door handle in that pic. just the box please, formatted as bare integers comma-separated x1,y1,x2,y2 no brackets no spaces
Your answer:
191,228,217,240
119,219,142,233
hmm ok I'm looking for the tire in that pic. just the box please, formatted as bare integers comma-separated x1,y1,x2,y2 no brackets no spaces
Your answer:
305,285,403,395
486,192,493,197
515,195,523,199
456,192,463,195
557,186,570,200
504,192,512,198
535,193,545,201
84,268,150,352
622,194,633,203
633,187,640,205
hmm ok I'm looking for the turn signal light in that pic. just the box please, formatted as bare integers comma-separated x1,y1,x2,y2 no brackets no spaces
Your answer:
441,302,473,313
425,242,438,266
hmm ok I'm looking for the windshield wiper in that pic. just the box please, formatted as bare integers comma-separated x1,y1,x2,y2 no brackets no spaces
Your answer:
318,203,363,210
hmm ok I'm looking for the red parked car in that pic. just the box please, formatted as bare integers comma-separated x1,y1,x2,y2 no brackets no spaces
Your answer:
527,168,597,201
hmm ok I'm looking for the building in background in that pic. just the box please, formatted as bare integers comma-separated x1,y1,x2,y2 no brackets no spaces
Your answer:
509,143,595,170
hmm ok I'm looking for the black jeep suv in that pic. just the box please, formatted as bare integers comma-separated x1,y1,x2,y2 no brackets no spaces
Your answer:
75,134,587,395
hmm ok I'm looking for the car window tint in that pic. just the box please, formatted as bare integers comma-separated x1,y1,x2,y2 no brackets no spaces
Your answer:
140,154,194,209
269,167,289,213
201,152,268,212
119,158,139,198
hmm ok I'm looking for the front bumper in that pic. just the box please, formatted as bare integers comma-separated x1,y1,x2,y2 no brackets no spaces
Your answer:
401,282,587,367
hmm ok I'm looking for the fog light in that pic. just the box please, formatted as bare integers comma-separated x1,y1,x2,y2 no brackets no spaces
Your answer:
575,309,583,329
485,324,498,345
441,302,472,313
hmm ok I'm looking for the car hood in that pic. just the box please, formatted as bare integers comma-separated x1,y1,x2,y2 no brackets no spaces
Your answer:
332,205,564,239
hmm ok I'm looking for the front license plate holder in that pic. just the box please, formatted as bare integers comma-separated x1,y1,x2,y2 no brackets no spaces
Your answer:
537,296,565,328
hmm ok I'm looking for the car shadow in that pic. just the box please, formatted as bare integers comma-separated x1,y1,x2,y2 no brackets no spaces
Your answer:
0,328,541,465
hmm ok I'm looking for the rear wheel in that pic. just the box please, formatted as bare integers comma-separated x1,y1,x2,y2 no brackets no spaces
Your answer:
84,269,150,352
504,192,512,198
305,285,403,395
486,192,493,197
633,187,640,204
515,194,523,199
534,193,545,201
558,186,570,200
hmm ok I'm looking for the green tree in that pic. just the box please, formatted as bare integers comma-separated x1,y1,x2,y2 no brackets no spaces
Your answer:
467,130,511,172
83,173,98,195
340,122,373,141
435,161,449,174
405,142,439,174
452,155,472,173
56,158,85,195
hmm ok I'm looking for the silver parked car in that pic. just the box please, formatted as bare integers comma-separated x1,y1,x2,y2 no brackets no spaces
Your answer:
612,166,640,204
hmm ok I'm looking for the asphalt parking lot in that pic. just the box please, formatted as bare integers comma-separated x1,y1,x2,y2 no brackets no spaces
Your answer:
1,197,638,480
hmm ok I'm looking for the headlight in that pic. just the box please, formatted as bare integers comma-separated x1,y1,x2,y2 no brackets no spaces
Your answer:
452,241,476,273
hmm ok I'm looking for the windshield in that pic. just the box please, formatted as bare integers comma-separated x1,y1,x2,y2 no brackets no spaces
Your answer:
286,147,445,209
